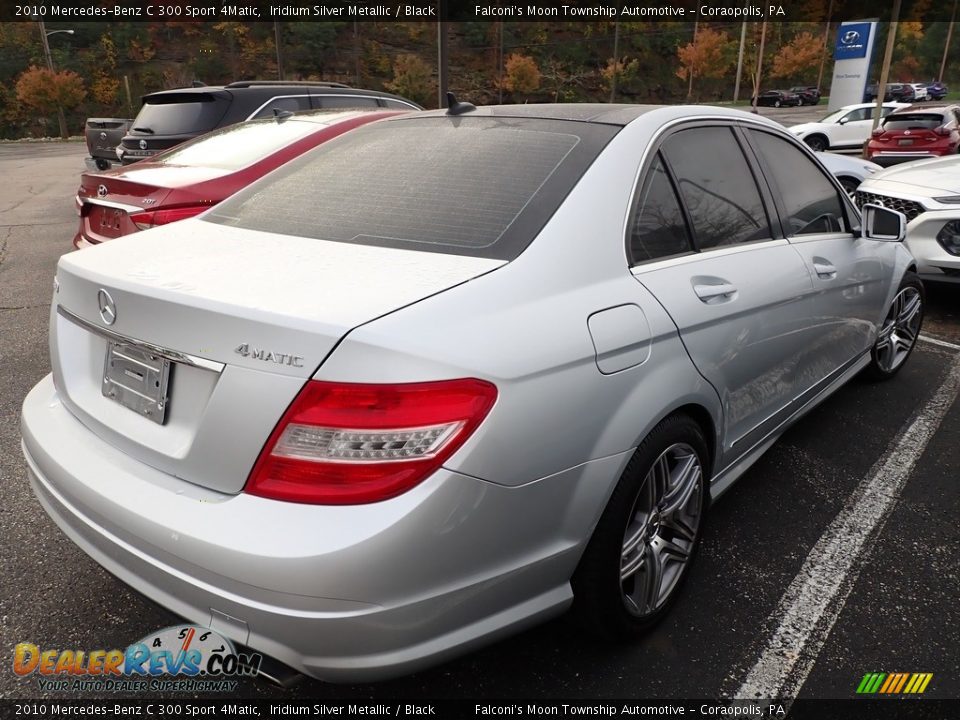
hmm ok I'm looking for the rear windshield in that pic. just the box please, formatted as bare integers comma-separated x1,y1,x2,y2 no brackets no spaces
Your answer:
133,93,228,136
206,116,617,260
882,113,946,131
151,116,332,171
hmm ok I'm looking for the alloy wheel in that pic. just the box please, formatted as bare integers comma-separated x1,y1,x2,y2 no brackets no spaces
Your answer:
620,442,703,618
875,286,922,373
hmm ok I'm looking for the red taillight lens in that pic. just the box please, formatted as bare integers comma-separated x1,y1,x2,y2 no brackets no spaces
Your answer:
872,127,886,137
129,204,210,230
245,379,498,505
935,125,952,136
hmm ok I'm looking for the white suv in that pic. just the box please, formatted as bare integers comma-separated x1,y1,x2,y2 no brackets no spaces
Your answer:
911,83,929,101
789,102,911,151
856,155,960,283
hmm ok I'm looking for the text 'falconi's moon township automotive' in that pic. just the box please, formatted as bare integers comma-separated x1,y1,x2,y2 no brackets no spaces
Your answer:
21,103,922,682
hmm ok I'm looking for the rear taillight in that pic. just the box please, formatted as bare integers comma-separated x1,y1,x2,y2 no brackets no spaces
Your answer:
129,204,209,230
245,379,498,505
872,127,886,137
935,125,952,136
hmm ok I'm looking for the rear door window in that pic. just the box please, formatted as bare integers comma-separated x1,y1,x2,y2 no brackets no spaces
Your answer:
133,93,228,135
628,154,693,264
660,126,771,250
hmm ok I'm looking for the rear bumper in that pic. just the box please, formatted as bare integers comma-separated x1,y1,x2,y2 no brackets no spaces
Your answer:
21,374,620,681
869,151,949,167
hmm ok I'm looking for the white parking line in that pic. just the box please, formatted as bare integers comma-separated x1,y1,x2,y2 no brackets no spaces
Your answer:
919,334,960,351
735,353,960,701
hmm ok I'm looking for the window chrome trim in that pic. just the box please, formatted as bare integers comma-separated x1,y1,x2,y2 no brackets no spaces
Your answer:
630,237,790,276
57,305,224,373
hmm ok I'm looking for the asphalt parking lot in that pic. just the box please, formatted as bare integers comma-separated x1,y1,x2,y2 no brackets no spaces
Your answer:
0,126,958,709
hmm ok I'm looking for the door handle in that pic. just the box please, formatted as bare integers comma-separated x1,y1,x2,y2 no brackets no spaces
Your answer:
814,261,837,279
693,283,738,302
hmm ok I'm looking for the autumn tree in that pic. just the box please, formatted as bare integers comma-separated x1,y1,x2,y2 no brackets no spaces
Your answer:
675,27,734,101
504,53,541,96
15,66,85,139
601,56,639,97
385,54,433,108
771,31,826,82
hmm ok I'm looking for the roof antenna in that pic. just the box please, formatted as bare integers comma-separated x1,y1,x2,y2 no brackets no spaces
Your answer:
446,92,476,116
272,108,294,122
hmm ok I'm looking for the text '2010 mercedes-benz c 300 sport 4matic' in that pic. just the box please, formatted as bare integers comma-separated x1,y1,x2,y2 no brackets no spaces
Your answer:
22,104,923,683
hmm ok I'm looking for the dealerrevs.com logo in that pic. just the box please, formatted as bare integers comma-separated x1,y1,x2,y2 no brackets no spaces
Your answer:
13,625,262,693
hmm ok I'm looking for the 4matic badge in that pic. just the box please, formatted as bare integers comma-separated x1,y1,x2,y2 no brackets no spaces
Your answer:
234,343,304,368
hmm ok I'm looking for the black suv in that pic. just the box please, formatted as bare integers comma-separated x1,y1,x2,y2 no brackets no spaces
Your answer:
118,81,421,164
789,86,821,105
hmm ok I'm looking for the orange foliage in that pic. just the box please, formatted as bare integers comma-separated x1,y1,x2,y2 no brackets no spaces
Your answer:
15,66,86,116
771,32,826,80
676,28,734,81
504,54,541,95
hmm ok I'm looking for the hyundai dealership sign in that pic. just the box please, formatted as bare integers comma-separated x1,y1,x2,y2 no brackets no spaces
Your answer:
827,20,878,111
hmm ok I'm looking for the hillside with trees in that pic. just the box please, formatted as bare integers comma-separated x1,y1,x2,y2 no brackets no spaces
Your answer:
1,13,957,139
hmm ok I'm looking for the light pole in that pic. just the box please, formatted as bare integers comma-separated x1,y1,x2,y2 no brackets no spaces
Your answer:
37,22,74,139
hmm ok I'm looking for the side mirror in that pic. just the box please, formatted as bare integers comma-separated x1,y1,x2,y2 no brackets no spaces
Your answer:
861,203,906,242
838,117,849,125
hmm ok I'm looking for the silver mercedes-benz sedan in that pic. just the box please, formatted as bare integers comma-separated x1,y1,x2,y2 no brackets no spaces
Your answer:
21,104,922,682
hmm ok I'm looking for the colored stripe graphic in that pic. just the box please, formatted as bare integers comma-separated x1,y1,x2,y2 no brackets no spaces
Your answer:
856,672,932,694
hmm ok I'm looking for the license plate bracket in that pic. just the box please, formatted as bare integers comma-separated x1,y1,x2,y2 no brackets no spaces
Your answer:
102,340,171,424
898,138,914,146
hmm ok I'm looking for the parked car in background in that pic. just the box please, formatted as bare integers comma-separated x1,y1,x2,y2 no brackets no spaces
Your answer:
816,152,882,197
865,83,916,102
789,102,910,152
75,110,408,249
866,106,960,166
926,81,949,100
84,118,133,170
789,86,821,105
754,89,802,107
23,103,920,683
910,83,929,101
856,155,960,284
118,80,421,164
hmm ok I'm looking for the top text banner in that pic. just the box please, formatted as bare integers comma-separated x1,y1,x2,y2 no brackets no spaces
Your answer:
4,0,953,23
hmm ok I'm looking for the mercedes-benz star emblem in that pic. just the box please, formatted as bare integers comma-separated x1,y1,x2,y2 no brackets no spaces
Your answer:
97,184,108,198
97,289,117,326
139,139,148,150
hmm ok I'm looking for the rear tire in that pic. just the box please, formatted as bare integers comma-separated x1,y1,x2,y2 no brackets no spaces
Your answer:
865,272,924,381
805,135,829,152
572,414,708,639
774,100,782,108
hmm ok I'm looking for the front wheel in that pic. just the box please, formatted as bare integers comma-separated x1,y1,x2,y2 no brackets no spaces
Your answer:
774,100,782,108
866,273,924,380
573,414,708,638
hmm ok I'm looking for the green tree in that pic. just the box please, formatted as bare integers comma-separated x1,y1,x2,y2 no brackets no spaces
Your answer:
385,54,433,107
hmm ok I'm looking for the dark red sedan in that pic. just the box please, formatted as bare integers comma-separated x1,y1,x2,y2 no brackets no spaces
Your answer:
866,106,960,166
74,109,408,248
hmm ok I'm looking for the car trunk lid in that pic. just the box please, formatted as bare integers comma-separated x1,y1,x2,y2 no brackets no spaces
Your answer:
51,220,504,493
